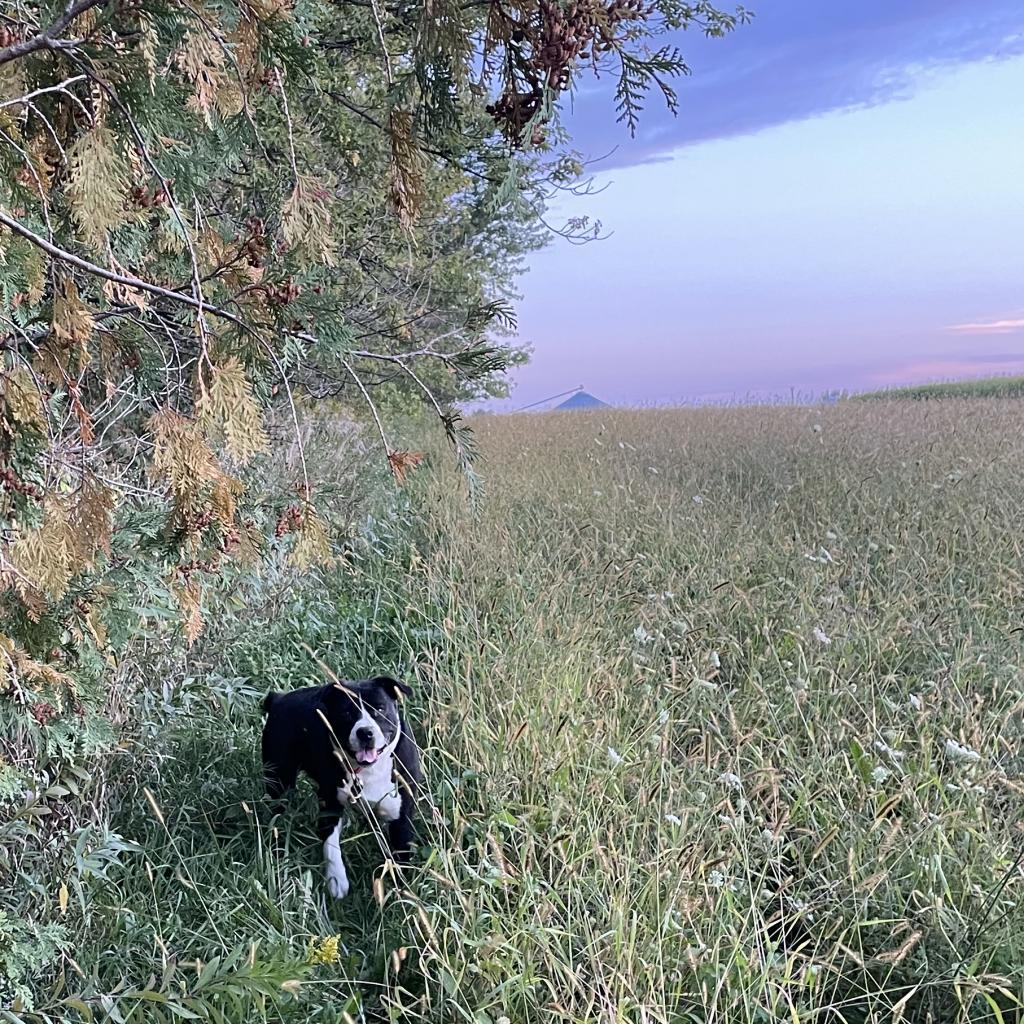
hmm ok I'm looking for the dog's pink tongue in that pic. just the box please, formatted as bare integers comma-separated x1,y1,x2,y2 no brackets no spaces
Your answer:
356,749,379,765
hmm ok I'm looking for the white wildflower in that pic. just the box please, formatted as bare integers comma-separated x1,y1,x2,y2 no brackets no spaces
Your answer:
692,494,704,505
805,548,835,563
708,869,727,888
664,813,682,827
633,625,652,644
944,739,981,763
710,650,721,668
871,765,891,785
813,627,832,645
657,708,670,725
874,740,905,763
607,747,624,766
718,771,742,791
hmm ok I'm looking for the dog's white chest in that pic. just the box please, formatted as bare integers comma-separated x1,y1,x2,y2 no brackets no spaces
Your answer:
338,753,401,822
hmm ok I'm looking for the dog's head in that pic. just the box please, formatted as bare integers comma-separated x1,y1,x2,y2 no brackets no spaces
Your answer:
321,676,412,767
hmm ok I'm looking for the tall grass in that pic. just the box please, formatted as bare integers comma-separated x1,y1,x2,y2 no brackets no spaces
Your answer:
857,375,1024,400
12,400,1024,1023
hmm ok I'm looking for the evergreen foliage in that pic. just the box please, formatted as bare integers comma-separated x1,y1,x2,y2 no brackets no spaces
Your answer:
0,0,746,659
0,0,745,1006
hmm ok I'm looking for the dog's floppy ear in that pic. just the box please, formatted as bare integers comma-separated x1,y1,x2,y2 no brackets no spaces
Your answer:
371,675,412,699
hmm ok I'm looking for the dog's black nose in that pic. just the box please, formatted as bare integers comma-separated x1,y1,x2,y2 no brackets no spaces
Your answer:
355,726,375,749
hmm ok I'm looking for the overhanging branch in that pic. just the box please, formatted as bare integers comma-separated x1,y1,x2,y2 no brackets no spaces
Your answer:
0,207,247,332
0,0,105,67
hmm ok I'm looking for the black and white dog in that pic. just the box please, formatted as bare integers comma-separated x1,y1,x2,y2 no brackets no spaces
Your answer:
260,676,420,899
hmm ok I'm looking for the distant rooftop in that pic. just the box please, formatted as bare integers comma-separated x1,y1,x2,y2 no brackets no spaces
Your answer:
554,391,610,411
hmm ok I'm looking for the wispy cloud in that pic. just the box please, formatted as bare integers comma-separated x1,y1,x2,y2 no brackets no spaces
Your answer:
947,317,1024,334
562,0,1024,167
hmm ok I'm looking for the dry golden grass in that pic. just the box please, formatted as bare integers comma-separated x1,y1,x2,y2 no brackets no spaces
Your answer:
382,400,1024,1022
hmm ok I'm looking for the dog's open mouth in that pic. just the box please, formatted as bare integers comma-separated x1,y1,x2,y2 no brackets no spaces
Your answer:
355,747,384,765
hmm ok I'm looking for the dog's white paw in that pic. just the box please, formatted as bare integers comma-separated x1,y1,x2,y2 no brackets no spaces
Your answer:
323,821,349,899
325,866,350,899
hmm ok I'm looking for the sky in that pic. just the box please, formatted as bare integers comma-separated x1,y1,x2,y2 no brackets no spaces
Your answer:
496,0,1024,408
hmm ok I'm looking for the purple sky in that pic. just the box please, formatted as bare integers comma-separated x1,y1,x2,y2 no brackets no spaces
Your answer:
498,0,1024,407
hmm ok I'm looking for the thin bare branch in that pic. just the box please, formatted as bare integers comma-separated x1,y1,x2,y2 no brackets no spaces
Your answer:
0,208,248,332
342,358,393,473
0,73,87,109
0,0,104,67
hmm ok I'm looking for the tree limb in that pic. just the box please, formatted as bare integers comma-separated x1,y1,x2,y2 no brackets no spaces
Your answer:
0,207,248,331
0,0,105,67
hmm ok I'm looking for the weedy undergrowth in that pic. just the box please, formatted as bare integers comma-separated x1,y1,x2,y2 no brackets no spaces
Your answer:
6,400,1024,1023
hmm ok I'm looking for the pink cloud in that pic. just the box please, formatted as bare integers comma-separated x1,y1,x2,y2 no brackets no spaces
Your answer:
946,317,1024,334
869,356,1024,387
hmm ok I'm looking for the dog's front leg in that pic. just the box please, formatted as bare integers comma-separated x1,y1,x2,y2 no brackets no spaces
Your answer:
376,794,413,864
382,781,414,864
387,811,414,865
318,793,349,899
386,751,418,865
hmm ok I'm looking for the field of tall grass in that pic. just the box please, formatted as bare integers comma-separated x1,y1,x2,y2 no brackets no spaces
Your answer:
9,399,1024,1023
858,376,1024,400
